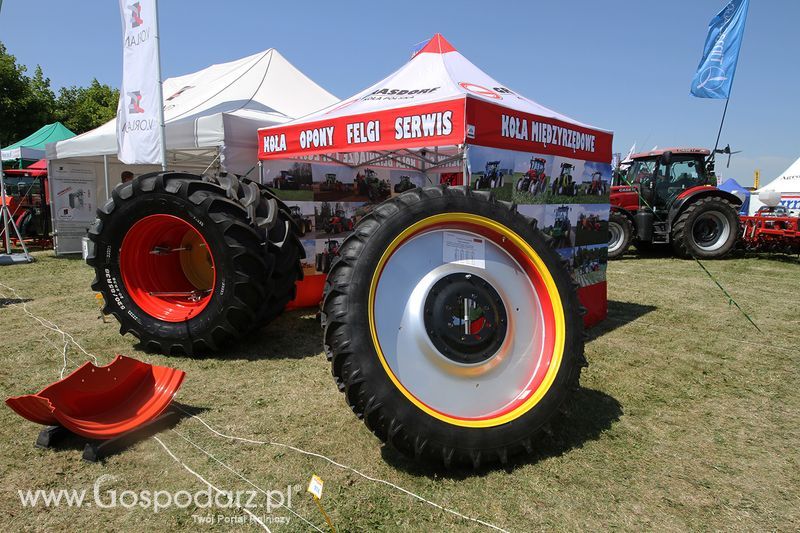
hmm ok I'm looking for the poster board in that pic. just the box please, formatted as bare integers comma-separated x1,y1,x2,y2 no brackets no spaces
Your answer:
48,161,97,255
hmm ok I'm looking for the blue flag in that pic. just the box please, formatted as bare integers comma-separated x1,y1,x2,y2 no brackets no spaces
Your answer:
690,0,749,99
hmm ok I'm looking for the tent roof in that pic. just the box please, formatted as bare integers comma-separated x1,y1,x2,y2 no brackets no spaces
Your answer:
258,34,611,162
3,159,47,177
758,155,800,194
2,122,75,161
47,49,338,174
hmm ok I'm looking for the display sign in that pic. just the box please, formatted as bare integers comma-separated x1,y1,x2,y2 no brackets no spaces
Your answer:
49,162,97,255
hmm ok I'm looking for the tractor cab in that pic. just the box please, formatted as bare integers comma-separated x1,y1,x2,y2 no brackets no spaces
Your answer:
626,148,714,212
485,161,500,176
530,158,545,174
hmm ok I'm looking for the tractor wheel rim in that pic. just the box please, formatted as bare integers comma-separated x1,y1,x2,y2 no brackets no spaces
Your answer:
369,214,564,427
692,210,730,252
120,214,215,322
608,220,623,253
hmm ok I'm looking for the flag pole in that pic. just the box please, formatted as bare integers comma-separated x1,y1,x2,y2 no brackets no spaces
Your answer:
711,97,730,160
152,0,167,171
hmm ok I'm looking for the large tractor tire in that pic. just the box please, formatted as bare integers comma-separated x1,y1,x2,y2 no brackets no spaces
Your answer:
87,172,303,355
321,186,585,468
607,211,633,259
671,196,739,259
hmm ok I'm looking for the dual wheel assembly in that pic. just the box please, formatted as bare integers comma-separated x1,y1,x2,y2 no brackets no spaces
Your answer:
89,175,585,469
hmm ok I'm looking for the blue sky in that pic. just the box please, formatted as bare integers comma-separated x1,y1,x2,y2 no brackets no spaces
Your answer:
2,0,797,185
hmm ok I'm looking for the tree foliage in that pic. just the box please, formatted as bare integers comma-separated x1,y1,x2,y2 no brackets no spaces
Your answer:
0,41,119,147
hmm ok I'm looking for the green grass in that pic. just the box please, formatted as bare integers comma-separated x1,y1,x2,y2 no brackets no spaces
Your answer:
272,189,313,201
0,252,798,531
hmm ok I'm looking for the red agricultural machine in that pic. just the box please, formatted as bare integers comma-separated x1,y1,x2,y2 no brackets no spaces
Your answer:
324,208,354,234
517,157,547,195
607,148,742,259
315,238,340,274
1,161,52,249
87,172,586,469
739,203,800,254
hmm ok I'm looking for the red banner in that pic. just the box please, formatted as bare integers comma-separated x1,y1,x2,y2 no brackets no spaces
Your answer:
259,99,466,160
465,99,613,164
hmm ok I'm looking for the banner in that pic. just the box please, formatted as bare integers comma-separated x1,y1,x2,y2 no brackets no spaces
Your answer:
117,0,163,164
690,0,749,99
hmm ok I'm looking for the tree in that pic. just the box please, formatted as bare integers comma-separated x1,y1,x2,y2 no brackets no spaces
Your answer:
55,80,119,134
0,42,53,146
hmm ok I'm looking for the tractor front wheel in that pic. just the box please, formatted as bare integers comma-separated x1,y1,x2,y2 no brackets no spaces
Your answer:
607,212,633,259
322,186,585,468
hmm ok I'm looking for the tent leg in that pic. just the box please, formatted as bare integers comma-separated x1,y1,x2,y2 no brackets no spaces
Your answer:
103,155,110,201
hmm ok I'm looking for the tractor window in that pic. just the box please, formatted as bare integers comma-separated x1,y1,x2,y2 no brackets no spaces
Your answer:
668,159,704,187
627,160,656,185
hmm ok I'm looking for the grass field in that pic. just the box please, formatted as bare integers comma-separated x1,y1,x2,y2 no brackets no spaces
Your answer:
1,251,798,531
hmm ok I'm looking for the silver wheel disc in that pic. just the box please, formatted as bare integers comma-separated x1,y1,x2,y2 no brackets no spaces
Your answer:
608,221,624,253
691,210,730,252
373,228,547,419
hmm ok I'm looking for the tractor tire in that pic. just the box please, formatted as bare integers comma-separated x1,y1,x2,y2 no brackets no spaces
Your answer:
87,172,303,355
671,196,739,259
607,212,633,259
321,186,585,468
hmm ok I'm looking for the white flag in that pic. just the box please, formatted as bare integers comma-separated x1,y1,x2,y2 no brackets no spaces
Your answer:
117,0,163,165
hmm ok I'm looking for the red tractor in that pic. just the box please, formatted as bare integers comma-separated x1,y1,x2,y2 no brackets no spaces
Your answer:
1,162,52,249
607,148,741,259
324,208,354,234
517,157,547,195
315,239,340,274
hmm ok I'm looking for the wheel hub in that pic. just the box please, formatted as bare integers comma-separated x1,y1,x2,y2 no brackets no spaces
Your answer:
423,273,507,364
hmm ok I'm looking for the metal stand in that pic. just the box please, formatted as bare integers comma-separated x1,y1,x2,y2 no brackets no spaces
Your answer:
0,164,33,265
33,408,181,463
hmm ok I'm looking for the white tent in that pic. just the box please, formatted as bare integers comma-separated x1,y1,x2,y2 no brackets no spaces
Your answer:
45,48,337,254
47,48,338,188
748,156,800,215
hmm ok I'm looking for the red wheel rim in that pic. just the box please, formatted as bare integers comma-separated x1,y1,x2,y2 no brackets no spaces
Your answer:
120,214,216,322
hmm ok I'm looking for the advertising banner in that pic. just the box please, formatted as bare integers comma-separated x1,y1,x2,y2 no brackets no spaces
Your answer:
117,0,163,164
261,151,462,280
259,100,465,160
466,145,611,324
49,162,97,255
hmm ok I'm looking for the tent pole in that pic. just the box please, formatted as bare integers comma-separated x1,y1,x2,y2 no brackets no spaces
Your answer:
153,0,168,171
103,154,110,200
258,161,263,185
1,165,10,254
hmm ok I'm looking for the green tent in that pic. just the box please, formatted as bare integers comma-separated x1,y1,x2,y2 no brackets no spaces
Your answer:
1,122,76,167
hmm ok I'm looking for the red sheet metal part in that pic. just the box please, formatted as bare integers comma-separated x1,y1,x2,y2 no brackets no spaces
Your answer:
5,355,185,440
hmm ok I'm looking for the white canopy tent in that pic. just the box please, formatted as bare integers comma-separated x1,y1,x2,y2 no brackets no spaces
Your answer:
748,156,800,215
45,48,338,254
47,48,338,193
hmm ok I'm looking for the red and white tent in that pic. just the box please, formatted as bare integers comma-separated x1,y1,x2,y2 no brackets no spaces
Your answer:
259,34,613,325
258,34,611,165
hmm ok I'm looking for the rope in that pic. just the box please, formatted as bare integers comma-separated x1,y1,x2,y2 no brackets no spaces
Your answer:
168,428,325,533
173,405,511,533
153,436,273,532
694,259,762,332
0,282,99,376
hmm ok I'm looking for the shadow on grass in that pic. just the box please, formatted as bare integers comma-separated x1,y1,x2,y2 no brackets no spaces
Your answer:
381,387,622,478
586,300,657,342
31,402,207,460
0,297,32,309
139,309,323,361
734,250,800,264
